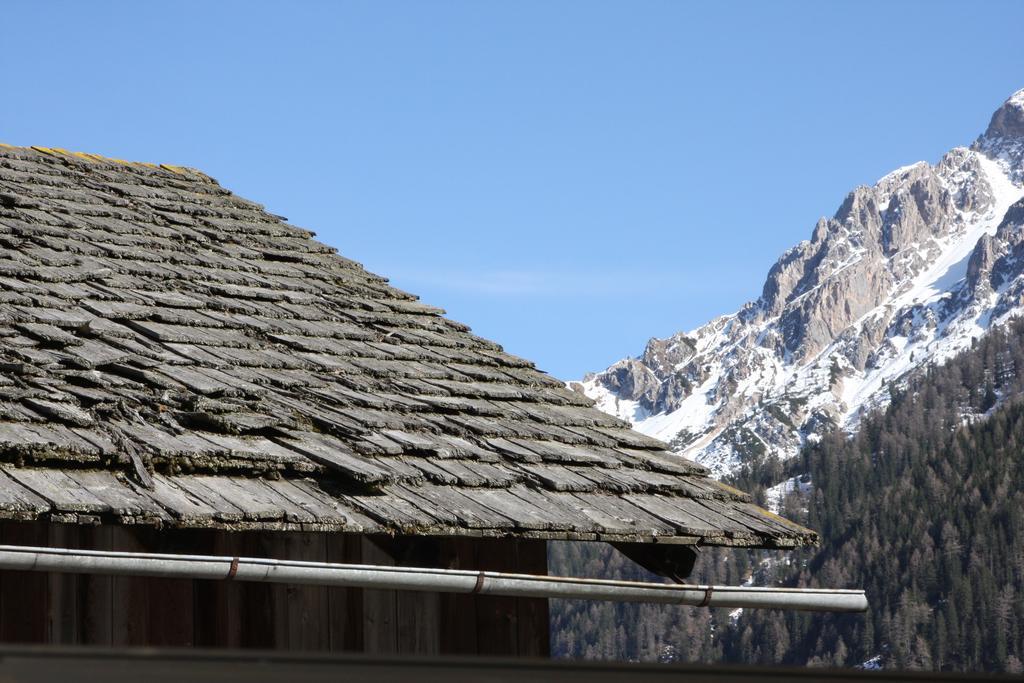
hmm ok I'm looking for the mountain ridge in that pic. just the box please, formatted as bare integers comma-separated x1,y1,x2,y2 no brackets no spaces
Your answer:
576,89,1024,475
553,315,1024,671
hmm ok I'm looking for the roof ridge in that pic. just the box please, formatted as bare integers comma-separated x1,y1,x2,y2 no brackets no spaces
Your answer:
0,141,215,182
0,138,817,549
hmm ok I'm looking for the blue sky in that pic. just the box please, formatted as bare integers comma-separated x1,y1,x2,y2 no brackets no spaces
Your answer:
3,1,1022,379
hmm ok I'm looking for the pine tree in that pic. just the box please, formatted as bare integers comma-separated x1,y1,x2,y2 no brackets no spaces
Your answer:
549,318,1024,672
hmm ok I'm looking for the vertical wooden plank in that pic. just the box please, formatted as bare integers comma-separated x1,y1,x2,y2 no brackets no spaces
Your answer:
264,531,331,651
360,535,398,654
395,586,440,654
326,532,363,652
474,537,519,656
284,532,330,651
192,529,242,649
438,536,479,655
515,539,550,657
395,537,441,655
262,532,290,650
110,526,151,646
192,530,280,650
147,531,194,647
146,581,194,646
239,532,275,649
46,523,80,645
78,525,113,646
0,521,50,644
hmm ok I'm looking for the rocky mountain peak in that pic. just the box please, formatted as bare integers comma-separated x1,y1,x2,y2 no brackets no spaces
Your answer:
982,88,1024,141
582,88,1024,476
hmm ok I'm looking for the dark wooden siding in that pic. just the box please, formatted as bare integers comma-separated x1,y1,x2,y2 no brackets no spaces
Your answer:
0,522,549,657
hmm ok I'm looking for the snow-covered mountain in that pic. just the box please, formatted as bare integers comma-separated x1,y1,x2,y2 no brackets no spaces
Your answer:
575,89,1024,476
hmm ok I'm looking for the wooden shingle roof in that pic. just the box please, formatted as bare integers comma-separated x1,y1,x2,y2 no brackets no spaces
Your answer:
0,144,815,548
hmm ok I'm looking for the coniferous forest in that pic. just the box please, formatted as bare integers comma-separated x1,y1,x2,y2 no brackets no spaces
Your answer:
551,319,1024,673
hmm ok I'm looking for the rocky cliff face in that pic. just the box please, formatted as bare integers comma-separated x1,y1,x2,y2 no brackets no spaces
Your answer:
577,90,1024,476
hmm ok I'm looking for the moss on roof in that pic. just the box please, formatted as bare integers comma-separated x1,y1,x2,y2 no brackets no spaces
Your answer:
0,143,815,548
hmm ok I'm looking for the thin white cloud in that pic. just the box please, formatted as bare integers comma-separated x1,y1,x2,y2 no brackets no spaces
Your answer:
382,265,753,299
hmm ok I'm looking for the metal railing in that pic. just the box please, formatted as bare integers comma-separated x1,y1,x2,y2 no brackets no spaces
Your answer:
0,544,867,612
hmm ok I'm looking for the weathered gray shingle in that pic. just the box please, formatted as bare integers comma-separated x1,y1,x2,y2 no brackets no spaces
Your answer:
0,143,816,548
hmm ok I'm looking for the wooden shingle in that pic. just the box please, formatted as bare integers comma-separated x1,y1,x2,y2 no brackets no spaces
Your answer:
0,143,817,549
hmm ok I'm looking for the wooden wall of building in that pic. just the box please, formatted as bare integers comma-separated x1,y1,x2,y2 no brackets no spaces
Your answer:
0,522,550,657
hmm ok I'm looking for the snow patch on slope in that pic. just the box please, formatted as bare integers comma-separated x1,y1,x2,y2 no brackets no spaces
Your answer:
838,152,1024,425
581,91,1024,477
765,475,813,514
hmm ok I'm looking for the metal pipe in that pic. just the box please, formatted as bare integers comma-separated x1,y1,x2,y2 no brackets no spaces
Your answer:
0,544,867,612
